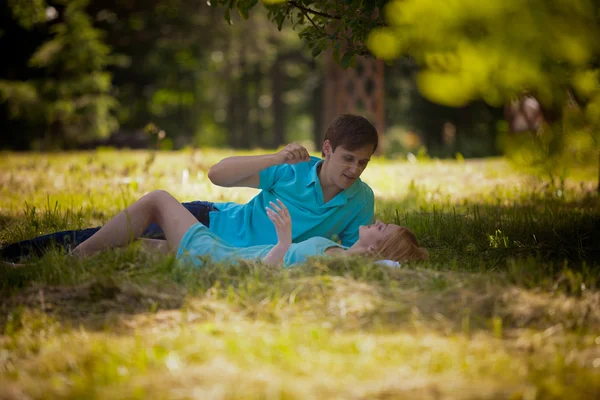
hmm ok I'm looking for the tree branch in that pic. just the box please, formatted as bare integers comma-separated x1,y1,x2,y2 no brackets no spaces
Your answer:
295,3,326,35
289,1,376,58
288,1,341,20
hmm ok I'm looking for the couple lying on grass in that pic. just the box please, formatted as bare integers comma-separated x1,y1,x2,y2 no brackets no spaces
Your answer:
3,114,428,267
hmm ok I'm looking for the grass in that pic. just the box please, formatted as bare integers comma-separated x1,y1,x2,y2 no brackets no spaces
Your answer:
0,149,599,399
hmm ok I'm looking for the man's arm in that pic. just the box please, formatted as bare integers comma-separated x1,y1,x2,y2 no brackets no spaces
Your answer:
207,143,310,188
207,154,279,188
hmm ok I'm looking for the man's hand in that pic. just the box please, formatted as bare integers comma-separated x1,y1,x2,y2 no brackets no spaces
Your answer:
266,199,292,247
276,143,310,165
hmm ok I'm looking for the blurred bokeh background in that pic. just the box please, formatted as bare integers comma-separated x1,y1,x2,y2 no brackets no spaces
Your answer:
0,0,599,177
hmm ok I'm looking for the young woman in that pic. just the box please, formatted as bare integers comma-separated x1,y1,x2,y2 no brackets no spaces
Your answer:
70,190,428,267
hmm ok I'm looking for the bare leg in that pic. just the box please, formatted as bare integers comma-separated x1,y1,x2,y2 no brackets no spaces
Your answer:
71,190,198,257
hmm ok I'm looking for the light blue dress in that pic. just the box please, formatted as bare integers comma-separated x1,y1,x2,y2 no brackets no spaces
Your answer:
176,223,345,268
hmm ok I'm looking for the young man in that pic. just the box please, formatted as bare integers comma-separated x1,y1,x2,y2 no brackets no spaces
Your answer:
1,114,378,260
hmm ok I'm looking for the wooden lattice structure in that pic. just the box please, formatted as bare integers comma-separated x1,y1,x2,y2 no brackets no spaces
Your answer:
323,53,385,153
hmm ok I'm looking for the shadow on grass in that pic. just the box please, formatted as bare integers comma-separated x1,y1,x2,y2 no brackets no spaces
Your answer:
1,253,599,339
0,194,599,337
376,197,600,266
0,213,19,229
0,213,22,245
0,276,185,333
0,250,186,333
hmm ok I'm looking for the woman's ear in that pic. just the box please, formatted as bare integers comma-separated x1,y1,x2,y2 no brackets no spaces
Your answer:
367,246,377,255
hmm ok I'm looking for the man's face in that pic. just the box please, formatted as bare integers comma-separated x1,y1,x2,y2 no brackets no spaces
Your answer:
322,140,375,189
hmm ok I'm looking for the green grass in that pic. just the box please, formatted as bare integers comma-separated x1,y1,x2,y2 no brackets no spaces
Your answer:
1,149,599,399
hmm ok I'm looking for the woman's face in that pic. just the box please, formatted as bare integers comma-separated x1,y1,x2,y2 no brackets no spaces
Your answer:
358,220,402,247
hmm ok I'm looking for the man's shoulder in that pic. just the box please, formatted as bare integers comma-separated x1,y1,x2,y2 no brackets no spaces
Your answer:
275,156,320,182
268,156,318,174
291,156,321,171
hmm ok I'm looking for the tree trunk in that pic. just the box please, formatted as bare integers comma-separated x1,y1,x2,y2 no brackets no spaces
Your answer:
271,55,285,148
238,45,250,149
225,39,238,148
253,64,266,147
312,75,324,149
226,80,239,148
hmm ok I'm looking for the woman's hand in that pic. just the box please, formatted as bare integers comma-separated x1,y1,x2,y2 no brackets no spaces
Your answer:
263,199,292,266
266,199,291,247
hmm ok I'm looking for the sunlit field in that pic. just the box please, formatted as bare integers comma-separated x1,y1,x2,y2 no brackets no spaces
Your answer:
1,149,599,399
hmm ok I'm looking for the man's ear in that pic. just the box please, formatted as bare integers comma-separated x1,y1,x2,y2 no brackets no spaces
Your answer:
322,140,332,157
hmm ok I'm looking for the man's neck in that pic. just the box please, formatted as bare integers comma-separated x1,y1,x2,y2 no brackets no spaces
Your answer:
317,162,343,203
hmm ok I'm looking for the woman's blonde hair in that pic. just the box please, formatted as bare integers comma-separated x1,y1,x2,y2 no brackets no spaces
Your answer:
376,226,428,262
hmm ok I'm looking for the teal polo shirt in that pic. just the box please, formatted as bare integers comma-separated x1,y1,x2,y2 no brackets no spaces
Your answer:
209,156,374,247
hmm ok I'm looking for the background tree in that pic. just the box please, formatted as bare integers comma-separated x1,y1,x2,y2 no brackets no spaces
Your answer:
4,0,596,167
0,0,319,150
367,0,600,189
0,0,117,149
214,0,600,187
213,0,388,65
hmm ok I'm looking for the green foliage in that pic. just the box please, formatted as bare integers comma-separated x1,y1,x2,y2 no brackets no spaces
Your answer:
0,81,39,118
213,0,388,62
7,0,47,30
500,104,599,184
1,0,118,147
237,0,259,19
369,0,600,110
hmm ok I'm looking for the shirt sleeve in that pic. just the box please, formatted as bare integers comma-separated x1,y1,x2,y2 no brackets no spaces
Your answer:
339,185,375,247
258,164,290,191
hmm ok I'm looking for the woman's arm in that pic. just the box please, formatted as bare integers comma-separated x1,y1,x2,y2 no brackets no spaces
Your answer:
262,199,292,266
262,242,290,266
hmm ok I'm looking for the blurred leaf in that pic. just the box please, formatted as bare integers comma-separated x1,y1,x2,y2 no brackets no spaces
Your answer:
572,70,599,99
333,47,341,63
340,53,355,69
0,80,39,118
367,28,400,60
370,0,600,108
237,0,258,20
29,40,64,68
417,71,475,107
8,0,47,30
274,9,286,30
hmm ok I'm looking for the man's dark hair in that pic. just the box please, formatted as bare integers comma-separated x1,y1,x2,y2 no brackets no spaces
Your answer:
323,114,378,154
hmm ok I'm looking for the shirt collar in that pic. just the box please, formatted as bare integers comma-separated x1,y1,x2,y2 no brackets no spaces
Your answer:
306,159,357,208
305,159,321,188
